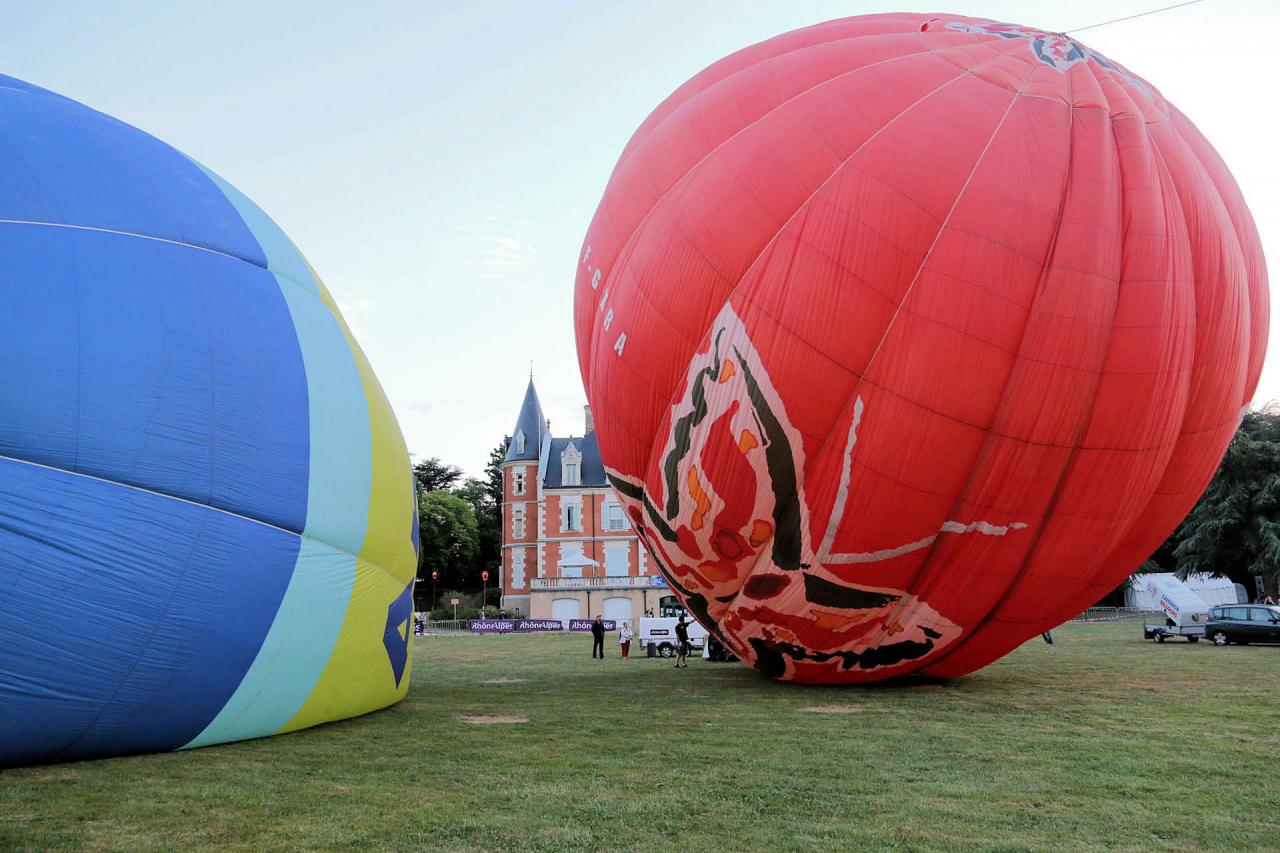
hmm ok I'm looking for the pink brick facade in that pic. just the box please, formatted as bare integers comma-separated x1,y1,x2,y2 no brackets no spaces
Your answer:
498,380,666,621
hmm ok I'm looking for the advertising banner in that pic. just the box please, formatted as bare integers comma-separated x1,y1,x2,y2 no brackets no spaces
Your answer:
568,619,617,632
469,619,566,634
469,619,515,634
515,619,564,633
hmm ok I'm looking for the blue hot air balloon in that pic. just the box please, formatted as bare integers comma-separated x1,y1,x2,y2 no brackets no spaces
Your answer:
0,74,419,766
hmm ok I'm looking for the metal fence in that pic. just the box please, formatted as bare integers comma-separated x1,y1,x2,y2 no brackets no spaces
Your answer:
530,576,659,590
414,619,471,634
1069,607,1161,623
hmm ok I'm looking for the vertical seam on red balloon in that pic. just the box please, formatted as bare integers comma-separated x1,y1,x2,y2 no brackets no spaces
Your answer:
926,127,1125,671
1052,115,1206,618
800,59,1048,662
1167,111,1258,410
926,65,1159,672
1058,114,1254,608
911,95,1089,668
710,48,1042,667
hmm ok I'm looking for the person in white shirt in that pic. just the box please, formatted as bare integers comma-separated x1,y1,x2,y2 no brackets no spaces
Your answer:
619,621,633,659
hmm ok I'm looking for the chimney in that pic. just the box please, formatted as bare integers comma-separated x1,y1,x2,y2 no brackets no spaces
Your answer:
584,405,595,435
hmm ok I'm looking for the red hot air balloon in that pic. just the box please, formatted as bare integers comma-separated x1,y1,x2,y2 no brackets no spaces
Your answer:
573,14,1268,683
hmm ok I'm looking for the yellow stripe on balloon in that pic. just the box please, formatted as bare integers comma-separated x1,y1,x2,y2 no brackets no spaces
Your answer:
279,266,417,733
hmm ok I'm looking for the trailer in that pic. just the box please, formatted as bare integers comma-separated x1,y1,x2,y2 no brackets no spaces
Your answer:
638,616,708,657
1133,574,1212,643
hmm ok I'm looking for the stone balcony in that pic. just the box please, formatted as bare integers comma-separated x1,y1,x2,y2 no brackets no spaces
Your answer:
529,575,666,591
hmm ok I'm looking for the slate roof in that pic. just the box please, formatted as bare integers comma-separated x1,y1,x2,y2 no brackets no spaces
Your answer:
504,379,547,463
503,380,607,488
542,432,607,488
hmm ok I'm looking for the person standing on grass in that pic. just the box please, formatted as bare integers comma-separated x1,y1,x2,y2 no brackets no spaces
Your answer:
591,615,606,659
674,616,690,668
619,620,633,659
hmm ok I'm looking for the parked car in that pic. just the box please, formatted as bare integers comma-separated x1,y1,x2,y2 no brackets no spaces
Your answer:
1206,604,1280,646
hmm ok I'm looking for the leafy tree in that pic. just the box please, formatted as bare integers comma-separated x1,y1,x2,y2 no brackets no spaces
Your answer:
449,437,510,591
1169,409,1280,596
410,439,509,602
456,476,501,577
417,490,479,590
453,478,492,517
413,457,463,494
485,437,510,511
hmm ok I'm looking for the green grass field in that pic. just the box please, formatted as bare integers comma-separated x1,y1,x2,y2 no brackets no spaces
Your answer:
2,622,1277,852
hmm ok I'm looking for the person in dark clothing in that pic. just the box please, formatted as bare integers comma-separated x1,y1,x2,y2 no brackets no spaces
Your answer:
674,616,690,668
591,616,605,659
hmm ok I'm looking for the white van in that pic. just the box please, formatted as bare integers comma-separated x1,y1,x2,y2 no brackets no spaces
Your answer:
638,616,708,657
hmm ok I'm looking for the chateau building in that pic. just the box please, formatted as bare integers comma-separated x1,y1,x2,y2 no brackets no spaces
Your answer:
499,379,671,623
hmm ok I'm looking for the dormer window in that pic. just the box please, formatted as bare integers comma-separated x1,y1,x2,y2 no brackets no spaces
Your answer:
558,438,583,484
560,442,582,487
514,430,525,456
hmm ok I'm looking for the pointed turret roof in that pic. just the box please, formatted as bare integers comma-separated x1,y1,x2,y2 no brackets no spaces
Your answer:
504,378,547,463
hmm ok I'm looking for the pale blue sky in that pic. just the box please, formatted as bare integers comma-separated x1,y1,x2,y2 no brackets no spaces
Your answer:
8,0,1277,476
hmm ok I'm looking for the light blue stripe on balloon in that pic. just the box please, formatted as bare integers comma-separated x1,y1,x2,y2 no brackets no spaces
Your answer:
271,281,372,557
183,271,371,749
183,539,355,747
190,161,317,295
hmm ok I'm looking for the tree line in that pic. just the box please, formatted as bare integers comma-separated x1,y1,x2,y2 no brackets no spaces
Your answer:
413,437,507,613
1145,407,1280,598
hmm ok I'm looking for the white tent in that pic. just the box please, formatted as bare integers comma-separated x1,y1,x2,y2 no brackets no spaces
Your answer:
558,554,600,569
1126,573,1246,609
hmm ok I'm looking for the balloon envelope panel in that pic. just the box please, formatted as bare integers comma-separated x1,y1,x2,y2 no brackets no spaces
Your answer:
574,14,1267,683
0,75,418,765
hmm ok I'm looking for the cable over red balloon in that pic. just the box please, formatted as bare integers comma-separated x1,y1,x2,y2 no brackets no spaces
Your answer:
574,13,1268,683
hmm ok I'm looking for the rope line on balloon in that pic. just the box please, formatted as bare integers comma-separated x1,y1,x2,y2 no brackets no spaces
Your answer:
1064,0,1209,34
0,450,397,575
